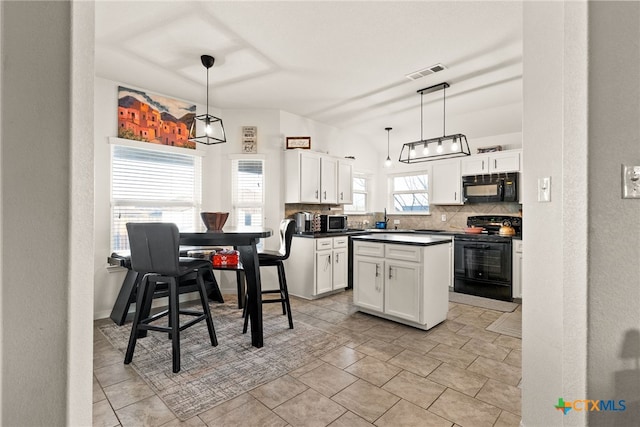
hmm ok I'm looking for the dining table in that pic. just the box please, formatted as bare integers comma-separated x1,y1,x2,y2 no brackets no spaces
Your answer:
179,227,272,348
109,227,272,349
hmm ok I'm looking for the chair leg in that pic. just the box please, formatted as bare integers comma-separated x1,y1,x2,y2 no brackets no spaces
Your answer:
276,263,287,316
278,262,294,329
125,275,151,364
242,291,250,334
198,269,218,346
169,278,181,373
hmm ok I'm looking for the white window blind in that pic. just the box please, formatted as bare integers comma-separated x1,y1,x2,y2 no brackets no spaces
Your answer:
111,144,202,251
231,159,264,227
390,172,429,213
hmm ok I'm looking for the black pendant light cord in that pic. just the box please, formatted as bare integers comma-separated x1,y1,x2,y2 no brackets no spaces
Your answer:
420,91,424,141
442,85,446,137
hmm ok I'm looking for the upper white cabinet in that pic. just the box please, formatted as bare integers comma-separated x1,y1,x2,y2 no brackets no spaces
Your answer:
337,160,353,204
430,159,463,205
285,150,352,204
461,150,521,176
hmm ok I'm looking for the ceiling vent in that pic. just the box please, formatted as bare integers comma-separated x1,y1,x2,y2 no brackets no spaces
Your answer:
405,63,447,81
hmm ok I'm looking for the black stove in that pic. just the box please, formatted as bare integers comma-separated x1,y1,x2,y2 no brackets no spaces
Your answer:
453,215,522,302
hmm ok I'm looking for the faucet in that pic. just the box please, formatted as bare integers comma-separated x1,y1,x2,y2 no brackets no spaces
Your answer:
384,208,388,229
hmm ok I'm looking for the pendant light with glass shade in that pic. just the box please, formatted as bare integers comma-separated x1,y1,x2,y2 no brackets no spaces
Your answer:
384,127,393,167
398,82,470,163
189,55,227,145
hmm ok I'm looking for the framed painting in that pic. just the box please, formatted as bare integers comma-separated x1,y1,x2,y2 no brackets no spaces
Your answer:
117,86,196,149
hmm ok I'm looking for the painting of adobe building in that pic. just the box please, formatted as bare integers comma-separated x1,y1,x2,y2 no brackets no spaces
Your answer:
117,86,196,149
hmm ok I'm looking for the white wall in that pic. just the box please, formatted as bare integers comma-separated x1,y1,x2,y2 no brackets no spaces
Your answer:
1,2,94,425
587,2,640,425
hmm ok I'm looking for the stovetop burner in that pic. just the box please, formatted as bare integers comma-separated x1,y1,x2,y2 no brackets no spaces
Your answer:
465,215,522,238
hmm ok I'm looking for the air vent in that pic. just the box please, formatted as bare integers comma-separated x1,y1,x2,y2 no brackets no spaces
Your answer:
405,63,447,81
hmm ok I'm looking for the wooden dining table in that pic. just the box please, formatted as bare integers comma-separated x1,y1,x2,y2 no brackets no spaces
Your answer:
179,227,272,348
109,227,272,349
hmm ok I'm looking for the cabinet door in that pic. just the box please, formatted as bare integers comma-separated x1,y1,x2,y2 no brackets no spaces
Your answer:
337,161,353,204
300,152,321,203
315,251,333,295
431,160,462,205
353,256,384,311
461,156,490,176
384,260,421,322
332,248,348,290
320,157,338,203
490,151,521,173
512,240,523,299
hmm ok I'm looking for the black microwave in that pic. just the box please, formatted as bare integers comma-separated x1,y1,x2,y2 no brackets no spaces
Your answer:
462,173,518,203
319,215,348,232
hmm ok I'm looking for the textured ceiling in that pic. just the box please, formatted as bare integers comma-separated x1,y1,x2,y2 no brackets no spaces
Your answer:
95,1,523,151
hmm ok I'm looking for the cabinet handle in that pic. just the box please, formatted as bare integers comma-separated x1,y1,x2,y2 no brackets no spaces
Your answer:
494,159,497,169
323,190,327,200
335,253,340,263
315,190,319,199
389,267,393,279
375,264,380,277
454,192,457,201
340,192,343,200
482,160,485,170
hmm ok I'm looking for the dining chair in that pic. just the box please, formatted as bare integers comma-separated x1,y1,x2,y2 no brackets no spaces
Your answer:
124,222,217,373
242,219,296,333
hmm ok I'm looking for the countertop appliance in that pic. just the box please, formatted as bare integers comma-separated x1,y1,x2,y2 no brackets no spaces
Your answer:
463,173,518,203
453,215,522,301
319,214,348,233
293,212,312,233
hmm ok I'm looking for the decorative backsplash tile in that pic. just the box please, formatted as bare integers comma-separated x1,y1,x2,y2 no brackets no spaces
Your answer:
284,203,522,231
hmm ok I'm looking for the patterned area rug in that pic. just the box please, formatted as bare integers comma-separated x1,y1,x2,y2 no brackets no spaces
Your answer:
486,310,522,339
449,291,518,312
99,301,348,420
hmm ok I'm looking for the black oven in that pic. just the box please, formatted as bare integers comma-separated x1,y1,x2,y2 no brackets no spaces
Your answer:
454,236,513,301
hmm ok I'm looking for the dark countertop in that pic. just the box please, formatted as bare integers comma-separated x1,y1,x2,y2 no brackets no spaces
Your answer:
293,229,521,241
350,233,452,247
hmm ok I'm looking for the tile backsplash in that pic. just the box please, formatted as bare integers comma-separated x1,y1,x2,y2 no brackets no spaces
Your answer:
284,203,522,231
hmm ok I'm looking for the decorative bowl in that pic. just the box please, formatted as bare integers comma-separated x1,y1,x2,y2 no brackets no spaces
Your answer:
200,212,229,231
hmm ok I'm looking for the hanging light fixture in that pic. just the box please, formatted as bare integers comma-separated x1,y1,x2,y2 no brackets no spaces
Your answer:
384,127,392,167
189,55,226,145
398,82,470,163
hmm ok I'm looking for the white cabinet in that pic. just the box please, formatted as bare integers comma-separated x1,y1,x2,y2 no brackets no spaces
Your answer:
461,150,521,176
353,240,450,330
512,239,523,299
431,160,463,205
285,150,351,204
286,236,348,299
337,160,353,204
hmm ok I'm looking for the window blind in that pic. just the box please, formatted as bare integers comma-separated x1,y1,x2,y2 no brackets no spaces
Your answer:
231,159,264,227
111,144,202,251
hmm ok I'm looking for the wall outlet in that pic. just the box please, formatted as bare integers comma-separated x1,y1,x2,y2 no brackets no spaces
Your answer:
393,219,400,225
441,214,447,222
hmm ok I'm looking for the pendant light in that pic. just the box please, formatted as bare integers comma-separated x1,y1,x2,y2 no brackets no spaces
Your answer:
399,82,470,163
189,55,227,145
384,127,392,167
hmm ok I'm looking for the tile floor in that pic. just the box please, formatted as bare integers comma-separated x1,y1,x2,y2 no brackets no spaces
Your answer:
93,290,522,427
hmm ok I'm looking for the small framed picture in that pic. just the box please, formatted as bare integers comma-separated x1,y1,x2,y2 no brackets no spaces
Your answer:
242,126,257,154
286,136,311,149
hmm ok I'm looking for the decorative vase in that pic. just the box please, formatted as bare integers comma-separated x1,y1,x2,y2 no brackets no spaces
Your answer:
200,212,229,231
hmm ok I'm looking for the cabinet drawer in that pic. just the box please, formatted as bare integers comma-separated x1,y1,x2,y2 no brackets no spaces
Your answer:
513,240,523,253
333,236,348,249
385,244,421,262
353,241,384,257
316,238,333,251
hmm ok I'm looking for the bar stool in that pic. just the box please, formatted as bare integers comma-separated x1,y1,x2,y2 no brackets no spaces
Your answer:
124,222,217,373
243,219,296,333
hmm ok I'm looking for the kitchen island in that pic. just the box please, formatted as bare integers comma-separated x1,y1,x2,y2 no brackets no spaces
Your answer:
351,233,452,330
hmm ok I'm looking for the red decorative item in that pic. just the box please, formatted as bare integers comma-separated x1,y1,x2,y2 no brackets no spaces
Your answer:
212,249,239,266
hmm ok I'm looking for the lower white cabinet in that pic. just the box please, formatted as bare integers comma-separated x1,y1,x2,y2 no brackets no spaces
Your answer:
286,236,348,299
353,240,450,330
512,239,523,299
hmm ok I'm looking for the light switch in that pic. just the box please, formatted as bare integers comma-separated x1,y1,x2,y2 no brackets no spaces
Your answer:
622,165,640,198
538,177,551,202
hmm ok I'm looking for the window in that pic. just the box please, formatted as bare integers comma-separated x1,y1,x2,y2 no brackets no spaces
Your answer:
231,158,264,227
344,173,369,213
111,144,202,251
390,172,429,213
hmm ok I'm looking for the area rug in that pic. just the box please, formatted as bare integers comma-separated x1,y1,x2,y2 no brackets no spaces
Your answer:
99,302,348,420
486,311,522,338
449,291,518,312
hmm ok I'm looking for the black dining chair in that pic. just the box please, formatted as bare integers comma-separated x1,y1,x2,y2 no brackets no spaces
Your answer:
124,222,217,373
242,219,296,333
